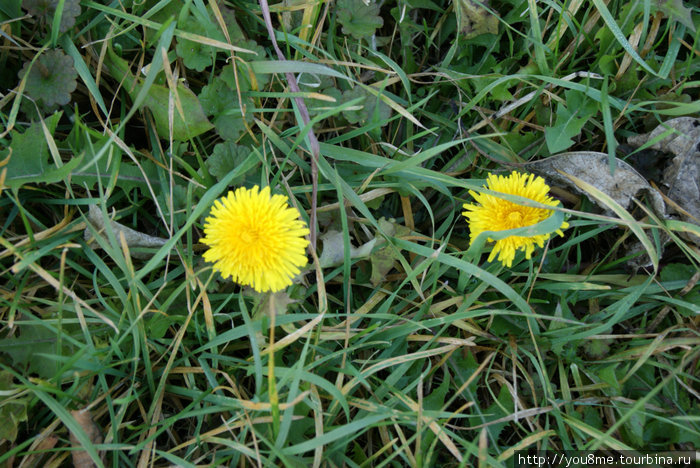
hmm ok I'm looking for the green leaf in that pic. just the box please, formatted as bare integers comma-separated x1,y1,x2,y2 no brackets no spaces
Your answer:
0,0,22,19
199,78,253,141
423,369,451,411
455,0,499,39
660,263,696,283
597,363,621,394
340,86,391,125
0,324,64,378
147,313,176,340
282,413,388,455
472,76,514,101
450,351,479,396
660,264,700,316
175,15,224,71
483,384,514,442
0,371,28,443
219,40,269,92
18,49,77,110
582,406,604,431
104,47,213,141
2,112,83,191
219,4,246,42
620,409,645,447
582,339,612,359
339,86,367,124
404,0,443,12
336,0,384,40
654,0,696,32
645,419,681,446
544,102,590,153
206,142,254,182
22,0,80,33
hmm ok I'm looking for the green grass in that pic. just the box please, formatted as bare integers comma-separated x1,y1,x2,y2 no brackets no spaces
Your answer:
1,0,699,466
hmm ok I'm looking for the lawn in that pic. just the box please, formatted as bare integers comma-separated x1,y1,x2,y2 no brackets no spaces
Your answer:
0,0,699,466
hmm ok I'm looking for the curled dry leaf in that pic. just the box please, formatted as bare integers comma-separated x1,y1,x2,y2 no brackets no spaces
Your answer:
523,151,666,217
20,435,58,468
523,151,667,268
628,117,700,155
627,117,700,228
85,204,168,259
69,409,103,468
319,230,377,269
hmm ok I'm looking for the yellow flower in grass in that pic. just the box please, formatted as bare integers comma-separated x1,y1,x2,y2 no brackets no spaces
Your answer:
201,186,310,292
462,171,568,267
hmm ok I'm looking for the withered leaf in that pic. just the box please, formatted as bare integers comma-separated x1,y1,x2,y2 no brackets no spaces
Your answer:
69,409,103,468
85,205,168,259
523,151,665,218
627,117,700,226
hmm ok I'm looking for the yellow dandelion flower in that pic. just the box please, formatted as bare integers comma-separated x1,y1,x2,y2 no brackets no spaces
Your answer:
201,185,310,292
462,171,568,267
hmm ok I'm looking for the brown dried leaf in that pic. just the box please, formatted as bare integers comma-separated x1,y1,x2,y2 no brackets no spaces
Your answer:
628,117,700,156
19,435,58,467
68,409,103,468
319,230,377,268
523,151,666,217
85,205,169,259
523,151,668,268
627,117,700,226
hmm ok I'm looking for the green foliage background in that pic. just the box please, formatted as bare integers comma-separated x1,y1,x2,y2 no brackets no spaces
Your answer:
0,0,698,466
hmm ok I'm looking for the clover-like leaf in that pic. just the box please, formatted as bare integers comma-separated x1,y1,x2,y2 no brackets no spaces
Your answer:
340,86,367,124
206,142,253,183
581,339,613,359
219,39,270,92
336,0,384,40
18,49,77,110
298,75,342,116
175,15,225,72
309,87,342,116
199,77,254,141
340,86,391,125
22,0,81,33
220,5,246,43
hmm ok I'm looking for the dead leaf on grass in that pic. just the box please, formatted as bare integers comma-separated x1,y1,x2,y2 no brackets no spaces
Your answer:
627,117,700,228
523,151,667,268
523,151,666,217
69,409,103,468
319,230,377,269
84,204,169,259
455,0,499,39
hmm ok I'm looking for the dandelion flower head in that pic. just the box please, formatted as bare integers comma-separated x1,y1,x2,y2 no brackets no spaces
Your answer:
201,185,310,292
462,171,568,267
